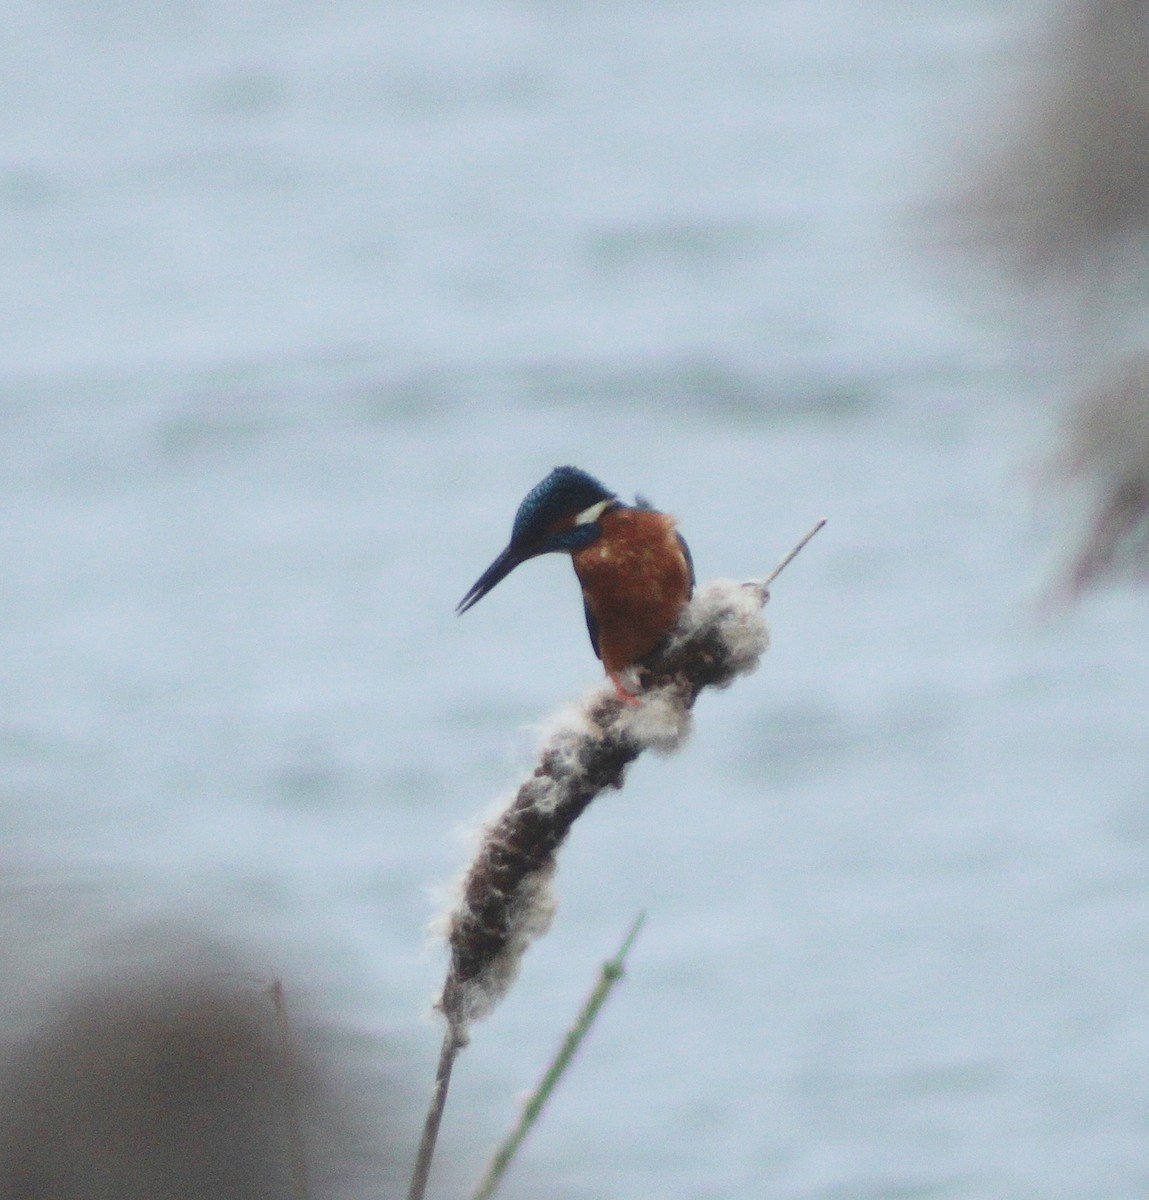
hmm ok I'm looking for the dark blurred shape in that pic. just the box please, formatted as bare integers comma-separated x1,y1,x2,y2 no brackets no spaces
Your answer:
0,972,314,1200
956,0,1149,281
0,947,418,1200
1051,351,1149,593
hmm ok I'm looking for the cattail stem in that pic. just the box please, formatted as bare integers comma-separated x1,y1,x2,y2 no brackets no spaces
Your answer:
762,518,826,589
406,1026,466,1200
470,912,646,1200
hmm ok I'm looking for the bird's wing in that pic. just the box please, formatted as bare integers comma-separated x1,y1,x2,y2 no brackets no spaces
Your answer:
582,597,602,660
677,531,696,595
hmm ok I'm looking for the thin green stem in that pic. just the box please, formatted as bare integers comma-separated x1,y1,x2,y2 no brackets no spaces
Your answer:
470,912,647,1200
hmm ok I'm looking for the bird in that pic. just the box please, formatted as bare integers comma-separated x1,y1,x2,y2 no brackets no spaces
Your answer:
457,466,695,702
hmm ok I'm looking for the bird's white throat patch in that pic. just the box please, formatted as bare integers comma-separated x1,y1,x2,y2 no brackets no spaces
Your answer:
574,499,611,525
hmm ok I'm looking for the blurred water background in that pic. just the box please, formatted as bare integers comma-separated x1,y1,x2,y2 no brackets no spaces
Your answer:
4,1,1149,1197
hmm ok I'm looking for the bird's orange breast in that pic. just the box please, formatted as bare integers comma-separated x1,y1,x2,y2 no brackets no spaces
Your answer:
571,507,693,676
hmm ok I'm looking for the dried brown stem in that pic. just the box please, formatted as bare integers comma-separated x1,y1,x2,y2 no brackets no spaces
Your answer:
406,1027,466,1200
762,518,827,590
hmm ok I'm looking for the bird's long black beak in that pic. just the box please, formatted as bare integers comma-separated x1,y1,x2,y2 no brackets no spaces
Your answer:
456,543,530,614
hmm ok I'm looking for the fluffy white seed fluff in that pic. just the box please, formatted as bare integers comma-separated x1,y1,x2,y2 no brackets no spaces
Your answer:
436,577,773,1036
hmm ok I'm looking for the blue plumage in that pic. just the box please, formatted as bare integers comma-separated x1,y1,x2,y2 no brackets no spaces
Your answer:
457,465,694,702
456,467,619,615
510,466,616,546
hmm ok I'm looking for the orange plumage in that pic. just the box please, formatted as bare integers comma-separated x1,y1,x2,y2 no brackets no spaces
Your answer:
572,506,693,697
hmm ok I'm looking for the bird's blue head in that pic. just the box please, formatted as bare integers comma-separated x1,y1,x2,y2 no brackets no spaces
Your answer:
510,466,616,548
457,466,618,614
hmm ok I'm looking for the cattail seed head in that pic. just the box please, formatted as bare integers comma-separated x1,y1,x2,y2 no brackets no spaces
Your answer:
436,579,771,1039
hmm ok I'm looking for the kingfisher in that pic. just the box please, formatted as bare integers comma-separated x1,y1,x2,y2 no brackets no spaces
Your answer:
456,466,695,702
